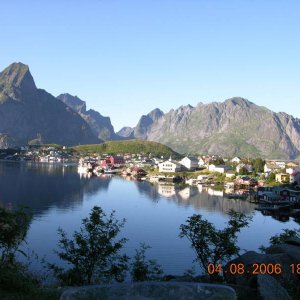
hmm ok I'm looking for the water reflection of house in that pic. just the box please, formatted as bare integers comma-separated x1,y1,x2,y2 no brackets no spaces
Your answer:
157,184,176,197
207,188,224,197
197,175,209,183
178,187,191,200
197,184,204,193
225,188,235,194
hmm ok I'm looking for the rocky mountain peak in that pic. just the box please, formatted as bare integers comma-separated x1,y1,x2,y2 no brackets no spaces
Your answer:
57,93,86,113
116,127,134,139
0,62,36,92
224,97,253,108
147,108,164,121
0,63,99,147
57,93,117,141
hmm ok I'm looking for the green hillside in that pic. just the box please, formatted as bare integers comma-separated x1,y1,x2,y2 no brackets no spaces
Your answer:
71,139,181,158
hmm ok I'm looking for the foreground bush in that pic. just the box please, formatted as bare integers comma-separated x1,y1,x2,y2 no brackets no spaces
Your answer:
49,206,129,285
180,210,251,281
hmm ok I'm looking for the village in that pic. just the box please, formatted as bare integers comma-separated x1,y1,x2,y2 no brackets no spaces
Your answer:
77,152,300,221
1,144,300,218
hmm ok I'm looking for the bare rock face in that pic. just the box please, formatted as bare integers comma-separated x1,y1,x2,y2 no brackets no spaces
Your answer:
57,93,118,141
257,275,292,300
130,108,164,140
116,126,135,139
225,239,300,300
0,63,99,147
116,108,164,140
0,134,15,148
124,98,300,159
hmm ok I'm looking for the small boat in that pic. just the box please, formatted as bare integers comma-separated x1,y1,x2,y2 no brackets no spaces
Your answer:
225,182,235,189
78,159,94,174
103,166,118,174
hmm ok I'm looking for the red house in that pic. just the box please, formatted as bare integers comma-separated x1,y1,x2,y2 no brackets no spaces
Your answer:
130,167,147,176
101,156,125,167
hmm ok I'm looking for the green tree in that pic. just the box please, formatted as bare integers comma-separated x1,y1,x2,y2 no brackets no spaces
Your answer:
239,167,249,176
210,157,225,165
0,207,31,265
179,210,251,281
49,206,128,286
0,207,44,295
266,172,276,183
131,243,163,282
252,158,265,173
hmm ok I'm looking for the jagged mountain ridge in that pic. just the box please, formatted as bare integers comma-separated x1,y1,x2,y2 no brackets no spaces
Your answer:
117,108,164,140
1,62,299,159
57,93,118,141
0,63,100,147
121,98,300,159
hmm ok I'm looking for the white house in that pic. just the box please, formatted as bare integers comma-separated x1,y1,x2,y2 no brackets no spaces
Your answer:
231,157,241,164
286,167,300,175
198,158,205,168
274,161,286,169
226,171,236,178
179,156,199,171
158,158,182,173
208,164,216,172
264,164,281,174
209,164,231,174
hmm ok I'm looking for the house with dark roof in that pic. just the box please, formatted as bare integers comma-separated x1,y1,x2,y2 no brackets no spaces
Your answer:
179,156,199,171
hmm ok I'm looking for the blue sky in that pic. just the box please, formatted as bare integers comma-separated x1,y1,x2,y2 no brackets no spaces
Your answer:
1,0,300,130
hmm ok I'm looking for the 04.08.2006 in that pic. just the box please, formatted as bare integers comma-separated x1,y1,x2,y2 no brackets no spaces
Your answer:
207,263,300,276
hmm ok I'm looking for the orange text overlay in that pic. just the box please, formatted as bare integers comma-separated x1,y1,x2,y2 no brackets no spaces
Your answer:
207,263,300,276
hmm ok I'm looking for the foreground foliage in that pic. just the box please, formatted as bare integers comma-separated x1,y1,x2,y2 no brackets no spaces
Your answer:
0,207,31,265
50,206,129,285
0,207,59,298
131,243,164,282
179,210,251,281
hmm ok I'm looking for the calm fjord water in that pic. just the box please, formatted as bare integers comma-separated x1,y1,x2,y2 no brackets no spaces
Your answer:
0,161,298,275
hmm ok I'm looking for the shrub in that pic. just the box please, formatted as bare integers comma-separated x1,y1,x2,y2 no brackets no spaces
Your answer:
49,206,129,285
131,243,163,282
179,210,251,281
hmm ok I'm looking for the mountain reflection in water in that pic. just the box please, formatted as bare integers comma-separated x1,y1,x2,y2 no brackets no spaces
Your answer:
0,162,111,214
1,162,299,276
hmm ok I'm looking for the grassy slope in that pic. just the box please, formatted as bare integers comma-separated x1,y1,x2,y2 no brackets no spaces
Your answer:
70,139,181,158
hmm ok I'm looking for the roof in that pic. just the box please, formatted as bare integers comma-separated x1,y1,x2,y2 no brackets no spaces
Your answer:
265,164,281,169
160,160,182,166
184,156,199,162
181,155,199,163
215,165,231,169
